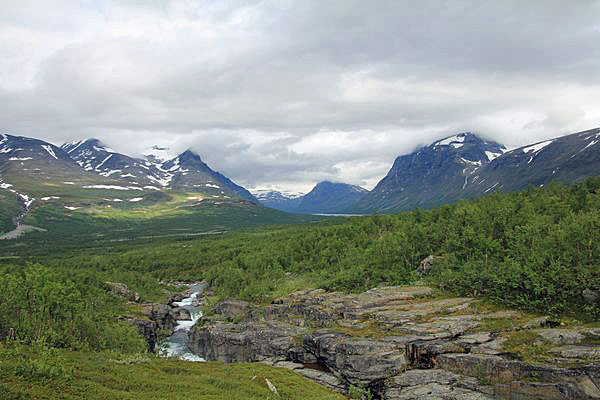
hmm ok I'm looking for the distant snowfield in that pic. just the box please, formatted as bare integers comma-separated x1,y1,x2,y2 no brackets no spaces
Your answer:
83,185,143,191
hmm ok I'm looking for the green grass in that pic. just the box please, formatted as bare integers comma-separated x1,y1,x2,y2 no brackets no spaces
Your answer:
0,349,345,400
0,190,20,234
500,331,554,365
0,199,323,249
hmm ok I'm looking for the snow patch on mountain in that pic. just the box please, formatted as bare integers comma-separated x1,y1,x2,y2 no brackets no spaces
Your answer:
485,151,503,161
143,145,176,163
523,140,553,154
83,185,143,191
41,145,58,160
435,134,466,148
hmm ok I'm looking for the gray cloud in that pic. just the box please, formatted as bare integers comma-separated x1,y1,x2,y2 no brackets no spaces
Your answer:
1,0,599,192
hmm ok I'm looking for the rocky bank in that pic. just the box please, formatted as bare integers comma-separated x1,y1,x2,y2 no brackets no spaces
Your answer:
188,286,600,399
105,281,195,352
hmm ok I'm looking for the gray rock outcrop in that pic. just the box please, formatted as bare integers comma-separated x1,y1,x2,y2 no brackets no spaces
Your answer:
188,286,600,399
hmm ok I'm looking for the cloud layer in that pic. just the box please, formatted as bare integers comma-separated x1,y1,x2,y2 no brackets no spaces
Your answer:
1,0,599,191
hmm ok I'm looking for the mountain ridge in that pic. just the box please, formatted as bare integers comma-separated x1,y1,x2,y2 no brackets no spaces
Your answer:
349,128,600,213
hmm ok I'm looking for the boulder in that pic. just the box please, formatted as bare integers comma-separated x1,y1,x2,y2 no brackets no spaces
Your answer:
189,320,304,363
213,300,250,319
140,303,176,331
384,369,494,399
304,330,408,388
417,255,440,276
171,307,192,321
436,353,600,399
533,329,586,345
105,281,141,303
295,368,346,394
126,318,158,352
549,345,600,359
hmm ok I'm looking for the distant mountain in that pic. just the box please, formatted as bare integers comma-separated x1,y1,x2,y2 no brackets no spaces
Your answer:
351,128,600,213
162,150,256,202
351,133,505,212
255,181,368,214
1,134,105,188
251,189,305,212
0,133,270,241
60,139,256,201
142,145,176,164
61,139,171,188
297,181,368,214
464,127,600,195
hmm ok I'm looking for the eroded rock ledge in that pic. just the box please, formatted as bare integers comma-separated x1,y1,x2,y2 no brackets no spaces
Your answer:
189,286,600,399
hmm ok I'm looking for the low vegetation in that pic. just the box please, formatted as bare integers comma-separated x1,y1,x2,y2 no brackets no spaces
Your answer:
1,178,600,397
6,177,596,318
0,344,344,400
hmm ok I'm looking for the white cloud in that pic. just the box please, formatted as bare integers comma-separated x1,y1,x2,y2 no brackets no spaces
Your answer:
1,0,599,191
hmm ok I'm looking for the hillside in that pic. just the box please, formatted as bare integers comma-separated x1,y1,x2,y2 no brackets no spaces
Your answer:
0,134,311,243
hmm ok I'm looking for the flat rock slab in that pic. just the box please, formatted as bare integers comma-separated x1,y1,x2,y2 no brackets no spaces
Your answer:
191,285,600,398
384,369,494,400
549,345,600,359
534,329,586,345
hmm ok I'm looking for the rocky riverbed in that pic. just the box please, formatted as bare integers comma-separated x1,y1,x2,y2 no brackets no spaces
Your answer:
188,286,600,399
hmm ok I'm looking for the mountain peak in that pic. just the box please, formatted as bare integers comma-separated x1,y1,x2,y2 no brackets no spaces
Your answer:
178,149,202,162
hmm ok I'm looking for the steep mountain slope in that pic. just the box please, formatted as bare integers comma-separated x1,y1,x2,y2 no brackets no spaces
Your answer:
465,127,600,195
351,133,505,212
351,128,600,213
251,190,305,212
0,134,123,201
63,140,256,202
162,150,256,202
1,134,90,182
0,134,276,242
61,139,171,188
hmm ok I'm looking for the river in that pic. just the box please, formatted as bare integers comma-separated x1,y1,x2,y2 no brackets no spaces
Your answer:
162,282,206,362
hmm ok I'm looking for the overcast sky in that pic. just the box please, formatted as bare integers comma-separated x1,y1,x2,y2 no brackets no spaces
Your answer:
1,1,600,192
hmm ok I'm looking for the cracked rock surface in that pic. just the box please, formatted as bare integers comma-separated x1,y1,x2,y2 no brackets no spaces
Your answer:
189,286,600,399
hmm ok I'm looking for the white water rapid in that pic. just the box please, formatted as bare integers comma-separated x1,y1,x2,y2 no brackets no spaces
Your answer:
162,282,206,362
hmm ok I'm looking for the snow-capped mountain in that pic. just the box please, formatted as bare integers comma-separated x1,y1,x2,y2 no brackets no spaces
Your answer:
59,139,256,201
162,150,256,202
251,189,305,212
463,127,600,196
143,145,176,164
1,134,95,184
0,134,256,210
351,133,506,212
350,129,600,213
61,139,171,189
